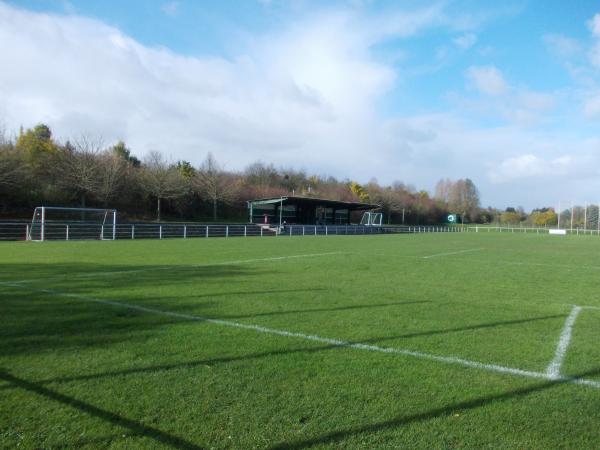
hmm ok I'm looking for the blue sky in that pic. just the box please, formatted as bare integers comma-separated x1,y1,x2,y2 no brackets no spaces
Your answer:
2,0,600,208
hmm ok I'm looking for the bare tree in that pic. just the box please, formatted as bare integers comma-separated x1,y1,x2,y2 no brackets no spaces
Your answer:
366,182,403,224
449,178,480,222
434,178,453,203
56,135,103,208
139,151,186,221
95,150,130,207
194,153,237,221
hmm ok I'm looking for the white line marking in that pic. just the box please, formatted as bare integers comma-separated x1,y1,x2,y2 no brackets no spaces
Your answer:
564,304,600,311
6,252,344,284
546,306,582,379
3,282,600,390
422,248,484,259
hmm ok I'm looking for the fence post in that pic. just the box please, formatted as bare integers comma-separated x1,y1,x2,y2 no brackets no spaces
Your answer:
131,225,135,240
206,225,209,238
184,225,187,239
244,225,247,237
303,226,305,236
26,224,29,240
326,226,328,236
66,225,69,241
226,225,229,238
261,227,263,237
159,225,162,239
290,226,292,236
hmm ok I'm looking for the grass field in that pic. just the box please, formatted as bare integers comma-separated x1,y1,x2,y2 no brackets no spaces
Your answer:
2,232,600,449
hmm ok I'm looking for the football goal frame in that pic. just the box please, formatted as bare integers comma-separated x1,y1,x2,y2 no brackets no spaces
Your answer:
360,211,383,227
28,206,117,241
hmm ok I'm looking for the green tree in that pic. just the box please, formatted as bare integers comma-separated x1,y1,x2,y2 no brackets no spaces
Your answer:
111,141,141,167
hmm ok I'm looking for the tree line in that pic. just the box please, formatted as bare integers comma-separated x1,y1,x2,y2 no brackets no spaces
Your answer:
0,123,491,224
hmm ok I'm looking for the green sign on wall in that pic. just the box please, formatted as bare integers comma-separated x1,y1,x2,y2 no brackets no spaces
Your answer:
446,214,458,223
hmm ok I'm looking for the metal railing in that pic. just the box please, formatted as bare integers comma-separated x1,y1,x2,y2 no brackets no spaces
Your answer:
0,222,464,241
464,226,600,235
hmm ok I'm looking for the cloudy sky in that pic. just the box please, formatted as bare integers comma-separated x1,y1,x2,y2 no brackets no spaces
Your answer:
1,0,600,209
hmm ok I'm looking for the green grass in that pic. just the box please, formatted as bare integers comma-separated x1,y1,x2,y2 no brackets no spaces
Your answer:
1,233,600,449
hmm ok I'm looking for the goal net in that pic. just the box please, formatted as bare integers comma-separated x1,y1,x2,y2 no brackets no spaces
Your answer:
28,207,117,241
360,211,383,226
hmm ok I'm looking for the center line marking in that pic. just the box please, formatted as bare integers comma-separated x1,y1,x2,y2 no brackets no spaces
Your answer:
2,281,599,390
422,248,484,259
546,305,582,379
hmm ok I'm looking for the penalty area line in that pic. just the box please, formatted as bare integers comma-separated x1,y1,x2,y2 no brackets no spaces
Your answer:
546,305,582,379
3,281,600,390
422,248,484,259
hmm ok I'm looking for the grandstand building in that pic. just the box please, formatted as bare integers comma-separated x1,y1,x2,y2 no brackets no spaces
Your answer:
247,196,379,226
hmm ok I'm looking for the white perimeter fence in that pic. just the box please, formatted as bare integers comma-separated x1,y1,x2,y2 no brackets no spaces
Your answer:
3,222,600,241
465,226,600,236
0,222,464,241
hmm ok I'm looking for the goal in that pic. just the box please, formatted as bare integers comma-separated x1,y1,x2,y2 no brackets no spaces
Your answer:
28,207,117,241
360,211,383,226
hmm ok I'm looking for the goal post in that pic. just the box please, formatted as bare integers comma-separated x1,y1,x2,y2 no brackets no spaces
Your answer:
360,211,383,227
28,206,117,241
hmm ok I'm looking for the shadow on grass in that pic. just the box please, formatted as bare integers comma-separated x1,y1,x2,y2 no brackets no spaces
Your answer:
0,262,265,291
0,261,433,357
361,313,566,344
0,369,205,450
267,366,600,450
214,300,429,320
0,262,267,356
3,365,599,450
0,312,566,389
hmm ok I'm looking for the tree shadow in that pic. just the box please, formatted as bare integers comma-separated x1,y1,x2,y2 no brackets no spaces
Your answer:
1,312,566,389
0,262,266,292
267,366,600,449
0,369,205,450
0,262,267,356
204,300,430,320
359,313,566,345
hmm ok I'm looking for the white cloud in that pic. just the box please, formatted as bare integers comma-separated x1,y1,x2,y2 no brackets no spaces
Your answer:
453,33,477,50
0,2,439,179
544,34,581,58
488,154,574,183
517,90,555,111
588,13,600,68
161,1,179,17
1,2,599,209
583,93,600,117
466,65,509,96
589,13,600,38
